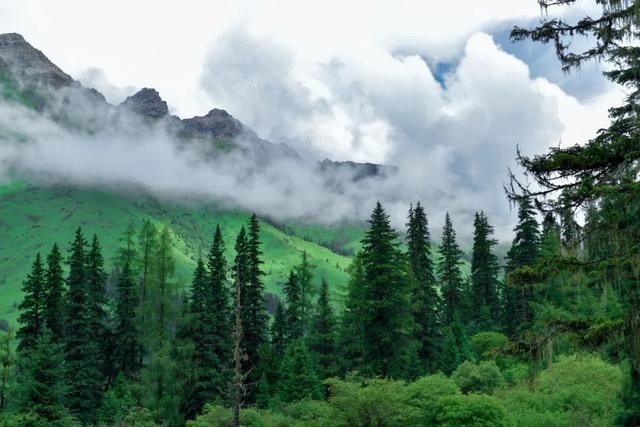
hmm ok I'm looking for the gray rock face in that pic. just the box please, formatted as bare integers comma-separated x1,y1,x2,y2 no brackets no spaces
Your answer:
121,88,169,119
180,108,246,139
0,33,73,88
319,159,397,181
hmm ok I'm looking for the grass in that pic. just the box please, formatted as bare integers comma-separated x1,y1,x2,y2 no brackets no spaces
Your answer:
0,183,356,325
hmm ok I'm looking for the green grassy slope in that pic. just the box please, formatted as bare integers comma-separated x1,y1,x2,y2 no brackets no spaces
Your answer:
0,183,354,324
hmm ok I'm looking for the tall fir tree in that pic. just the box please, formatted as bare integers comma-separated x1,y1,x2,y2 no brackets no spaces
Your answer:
406,202,440,372
308,278,337,379
86,235,109,380
295,251,315,333
271,301,288,358
205,225,231,402
277,340,322,403
243,215,268,400
17,328,71,425
339,252,366,374
470,212,501,330
504,197,540,336
64,227,103,423
283,270,303,340
360,202,418,378
437,213,465,326
44,244,65,342
114,222,140,378
16,253,45,355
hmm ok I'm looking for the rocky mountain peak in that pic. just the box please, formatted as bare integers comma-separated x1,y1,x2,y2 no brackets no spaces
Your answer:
0,32,74,88
120,87,169,119
181,108,246,139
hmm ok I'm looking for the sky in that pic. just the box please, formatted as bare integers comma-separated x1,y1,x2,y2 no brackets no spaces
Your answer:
0,0,623,239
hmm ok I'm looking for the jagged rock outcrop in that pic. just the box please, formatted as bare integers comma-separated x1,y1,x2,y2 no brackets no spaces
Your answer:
0,33,73,88
121,87,169,119
181,108,246,139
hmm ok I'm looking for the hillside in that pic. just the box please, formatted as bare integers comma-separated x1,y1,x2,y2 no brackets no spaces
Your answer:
0,181,359,324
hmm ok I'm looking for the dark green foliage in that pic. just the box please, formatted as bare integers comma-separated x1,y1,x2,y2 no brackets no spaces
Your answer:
17,328,70,425
295,251,315,334
359,202,418,378
437,213,465,326
439,319,471,375
406,202,440,372
308,278,337,379
271,302,288,358
238,215,268,401
206,225,231,398
0,329,15,411
339,252,366,375
63,228,103,423
114,258,139,378
471,212,500,330
86,235,110,381
43,244,65,342
277,340,322,403
504,198,540,336
283,270,302,341
16,254,45,356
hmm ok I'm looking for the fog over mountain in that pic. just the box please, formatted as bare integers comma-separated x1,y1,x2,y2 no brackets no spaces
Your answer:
0,30,616,240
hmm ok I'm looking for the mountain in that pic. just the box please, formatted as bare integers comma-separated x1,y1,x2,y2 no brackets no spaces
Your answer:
0,33,373,325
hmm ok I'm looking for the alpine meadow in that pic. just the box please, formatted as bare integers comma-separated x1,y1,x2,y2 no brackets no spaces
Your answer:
1,1,640,426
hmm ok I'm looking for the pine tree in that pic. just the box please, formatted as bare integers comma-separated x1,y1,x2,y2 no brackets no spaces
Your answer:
277,340,322,403
242,215,268,400
504,198,540,336
64,227,102,423
360,202,418,378
339,252,366,374
295,251,315,333
86,235,109,380
17,328,71,425
406,202,440,372
438,213,465,326
206,225,231,396
308,278,337,379
470,212,500,330
155,226,176,344
283,270,303,340
271,301,288,358
16,253,45,355
44,244,65,342
114,257,139,378
438,319,471,375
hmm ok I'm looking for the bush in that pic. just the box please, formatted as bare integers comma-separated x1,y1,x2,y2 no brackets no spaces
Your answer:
470,332,508,360
452,360,504,394
436,394,511,427
497,354,623,427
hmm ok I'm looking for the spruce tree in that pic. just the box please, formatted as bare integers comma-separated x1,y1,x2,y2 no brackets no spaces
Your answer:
308,278,337,379
271,301,288,358
16,253,45,355
406,202,440,372
17,328,71,425
360,202,418,378
504,198,540,336
295,251,315,333
44,244,65,342
438,319,471,375
277,340,322,403
64,227,102,423
283,270,303,340
437,213,465,326
206,225,231,393
339,252,366,374
242,215,268,400
114,257,139,378
470,212,500,330
86,235,109,379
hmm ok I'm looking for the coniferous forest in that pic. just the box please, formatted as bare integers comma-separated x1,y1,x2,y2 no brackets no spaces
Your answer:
1,1,640,426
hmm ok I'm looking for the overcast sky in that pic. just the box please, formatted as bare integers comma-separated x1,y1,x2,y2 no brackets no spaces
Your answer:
0,0,623,238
